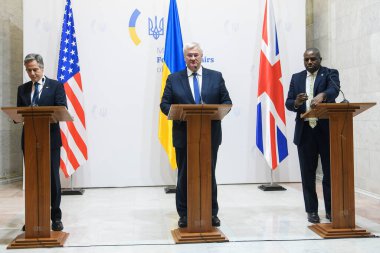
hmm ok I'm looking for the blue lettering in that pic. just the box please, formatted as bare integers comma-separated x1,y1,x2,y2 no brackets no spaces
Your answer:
201,56,215,63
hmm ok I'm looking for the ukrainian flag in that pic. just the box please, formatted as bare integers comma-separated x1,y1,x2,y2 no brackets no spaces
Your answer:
159,0,186,169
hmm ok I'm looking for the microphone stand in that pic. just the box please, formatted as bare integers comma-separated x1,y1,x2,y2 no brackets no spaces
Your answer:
325,68,349,103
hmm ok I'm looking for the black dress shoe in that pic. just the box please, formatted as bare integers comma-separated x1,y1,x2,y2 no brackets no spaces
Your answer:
22,225,25,231
178,216,187,228
326,213,332,222
212,216,220,227
307,212,320,223
52,220,64,231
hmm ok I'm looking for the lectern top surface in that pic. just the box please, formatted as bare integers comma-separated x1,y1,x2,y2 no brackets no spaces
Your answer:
168,104,232,121
1,106,73,123
301,102,376,119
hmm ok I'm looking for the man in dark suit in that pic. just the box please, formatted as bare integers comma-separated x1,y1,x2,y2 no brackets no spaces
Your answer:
160,42,232,228
285,48,340,223
17,53,67,231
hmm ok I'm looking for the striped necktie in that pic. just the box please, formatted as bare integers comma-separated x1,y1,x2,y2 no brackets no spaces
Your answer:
193,72,201,104
308,74,317,128
31,82,40,106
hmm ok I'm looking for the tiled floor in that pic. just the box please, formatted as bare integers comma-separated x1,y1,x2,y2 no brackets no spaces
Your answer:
0,182,379,252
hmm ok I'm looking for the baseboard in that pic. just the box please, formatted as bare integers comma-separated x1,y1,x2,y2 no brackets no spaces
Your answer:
355,188,380,200
316,173,380,200
0,176,22,185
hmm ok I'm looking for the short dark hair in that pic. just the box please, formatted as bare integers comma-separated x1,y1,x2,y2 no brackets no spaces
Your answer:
305,48,321,59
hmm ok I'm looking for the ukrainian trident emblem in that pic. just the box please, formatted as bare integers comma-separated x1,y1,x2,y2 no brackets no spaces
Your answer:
148,16,164,40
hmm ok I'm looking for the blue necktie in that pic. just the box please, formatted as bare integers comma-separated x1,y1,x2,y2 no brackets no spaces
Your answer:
32,82,40,106
193,73,201,104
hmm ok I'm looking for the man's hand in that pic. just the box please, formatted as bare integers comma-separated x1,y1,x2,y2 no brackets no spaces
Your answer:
310,93,326,108
294,93,308,108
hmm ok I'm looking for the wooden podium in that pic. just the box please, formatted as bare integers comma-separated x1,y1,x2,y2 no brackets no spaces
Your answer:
168,104,231,243
302,102,376,238
1,106,72,249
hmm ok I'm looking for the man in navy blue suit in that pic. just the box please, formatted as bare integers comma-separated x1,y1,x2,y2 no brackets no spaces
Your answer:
160,42,232,228
285,48,340,223
17,53,67,231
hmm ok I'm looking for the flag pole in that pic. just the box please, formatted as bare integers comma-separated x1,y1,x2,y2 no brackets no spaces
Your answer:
258,169,286,191
61,174,85,195
256,0,288,191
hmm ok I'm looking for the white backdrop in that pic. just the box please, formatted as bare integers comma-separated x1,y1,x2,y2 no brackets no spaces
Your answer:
23,0,305,187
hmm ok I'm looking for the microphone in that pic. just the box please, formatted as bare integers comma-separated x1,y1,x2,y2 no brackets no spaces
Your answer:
325,68,349,103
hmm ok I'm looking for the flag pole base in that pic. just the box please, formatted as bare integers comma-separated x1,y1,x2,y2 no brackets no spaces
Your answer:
258,184,287,191
61,188,85,195
164,185,176,194
61,175,85,195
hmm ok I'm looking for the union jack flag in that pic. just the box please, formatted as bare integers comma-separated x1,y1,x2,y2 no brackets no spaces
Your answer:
57,0,88,177
256,0,288,169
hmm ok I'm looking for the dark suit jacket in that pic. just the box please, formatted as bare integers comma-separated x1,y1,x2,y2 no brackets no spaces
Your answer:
17,76,67,149
285,66,340,146
160,67,232,148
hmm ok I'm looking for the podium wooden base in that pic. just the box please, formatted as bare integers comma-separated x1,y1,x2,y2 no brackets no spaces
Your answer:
309,223,373,239
7,231,69,249
171,228,228,244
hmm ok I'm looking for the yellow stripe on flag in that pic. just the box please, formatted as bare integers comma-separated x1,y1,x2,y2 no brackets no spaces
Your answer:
158,63,177,169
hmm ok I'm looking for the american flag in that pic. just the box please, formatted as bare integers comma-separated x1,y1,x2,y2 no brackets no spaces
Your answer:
256,0,288,169
57,0,88,177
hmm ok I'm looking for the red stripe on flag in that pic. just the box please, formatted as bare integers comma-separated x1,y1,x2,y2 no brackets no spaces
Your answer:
60,158,69,178
257,51,286,123
63,82,86,127
60,128,80,170
73,72,83,91
262,0,268,46
67,121,88,159
269,113,278,169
